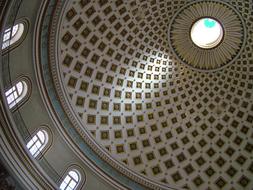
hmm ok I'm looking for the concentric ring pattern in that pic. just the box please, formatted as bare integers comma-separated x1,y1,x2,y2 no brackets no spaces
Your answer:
50,0,253,189
168,0,246,71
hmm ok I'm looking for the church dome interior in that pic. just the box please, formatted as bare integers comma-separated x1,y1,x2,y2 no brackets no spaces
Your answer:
0,0,253,190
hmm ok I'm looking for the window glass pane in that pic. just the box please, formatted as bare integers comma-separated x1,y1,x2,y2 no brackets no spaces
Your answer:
69,171,79,181
26,138,36,149
37,131,46,143
63,176,71,184
13,91,18,99
26,130,48,158
3,25,19,41
11,25,19,37
5,80,28,109
7,94,15,104
60,181,68,190
66,186,73,190
5,28,11,32
5,86,15,96
16,82,23,95
3,31,11,42
69,180,77,189
29,144,39,156
34,141,42,149
2,42,9,49
2,23,24,49
60,170,80,190
32,135,38,142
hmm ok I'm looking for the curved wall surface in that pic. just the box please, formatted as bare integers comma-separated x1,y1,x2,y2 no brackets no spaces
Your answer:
0,0,253,190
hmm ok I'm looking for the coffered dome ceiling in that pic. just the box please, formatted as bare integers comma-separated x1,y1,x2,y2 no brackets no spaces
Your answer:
44,0,253,189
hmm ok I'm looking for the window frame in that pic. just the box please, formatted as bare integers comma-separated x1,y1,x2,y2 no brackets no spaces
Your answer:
26,129,49,158
2,23,24,49
1,18,29,53
4,76,31,111
5,80,28,109
59,166,85,190
60,169,81,190
25,126,52,160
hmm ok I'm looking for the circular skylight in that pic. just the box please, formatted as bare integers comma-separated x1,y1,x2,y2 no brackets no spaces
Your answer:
191,18,223,49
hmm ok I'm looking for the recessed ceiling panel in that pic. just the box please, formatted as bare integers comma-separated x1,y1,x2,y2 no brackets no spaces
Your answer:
47,0,253,189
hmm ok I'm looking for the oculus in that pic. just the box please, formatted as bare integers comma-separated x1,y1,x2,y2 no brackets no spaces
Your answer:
168,1,246,70
190,18,223,49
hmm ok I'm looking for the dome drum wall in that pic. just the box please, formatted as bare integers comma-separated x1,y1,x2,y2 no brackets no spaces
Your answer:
39,0,253,189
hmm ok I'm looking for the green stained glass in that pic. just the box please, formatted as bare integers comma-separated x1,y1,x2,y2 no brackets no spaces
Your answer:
204,19,216,28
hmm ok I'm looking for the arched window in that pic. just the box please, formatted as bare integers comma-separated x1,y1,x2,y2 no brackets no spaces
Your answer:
26,130,48,158
5,80,28,109
60,170,81,190
2,23,25,49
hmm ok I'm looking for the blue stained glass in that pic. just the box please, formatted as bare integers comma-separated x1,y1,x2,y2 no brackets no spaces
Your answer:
204,19,216,28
